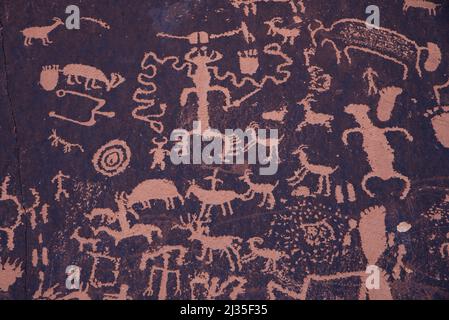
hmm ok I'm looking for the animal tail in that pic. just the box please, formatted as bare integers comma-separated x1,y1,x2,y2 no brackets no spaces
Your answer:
80,17,110,29
108,73,126,91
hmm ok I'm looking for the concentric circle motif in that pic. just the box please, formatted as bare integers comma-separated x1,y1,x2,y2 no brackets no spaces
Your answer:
92,139,131,177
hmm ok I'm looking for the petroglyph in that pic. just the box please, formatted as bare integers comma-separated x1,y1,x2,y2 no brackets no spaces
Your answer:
343,104,413,199
310,18,441,79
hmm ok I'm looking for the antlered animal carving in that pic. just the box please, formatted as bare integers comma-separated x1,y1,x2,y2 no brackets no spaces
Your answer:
265,17,300,45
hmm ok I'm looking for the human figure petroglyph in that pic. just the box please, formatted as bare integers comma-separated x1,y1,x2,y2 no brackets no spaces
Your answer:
139,245,187,299
287,145,338,196
239,169,278,209
125,179,184,212
185,179,248,217
242,237,284,272
145,43,292,125
149,137,170,170
309,18,442,79
21,17,64,46
190,272,247,300
403,0,441,15
48,129,84,153
49,90,113,126
87,192,162,246
0,176,48,250
174,214,243,272
180,47,232,131
295,94,334,133
377,86,403,122
363,67,379,96
51,171,70,202
425,105,449,148
343,104,413,199
262,105,288,123
40,64,125,92
0,259,23,292
265,17,300,45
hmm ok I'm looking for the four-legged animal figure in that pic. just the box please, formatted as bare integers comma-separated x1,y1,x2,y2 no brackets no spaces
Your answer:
287,145,338,196
239,169,278,209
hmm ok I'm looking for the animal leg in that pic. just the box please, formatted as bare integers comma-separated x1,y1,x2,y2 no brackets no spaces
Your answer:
75,75,82,84
316,175,324,194
221,204,227,217
258,193,268,207
90,79,102,90
67,75,75,85
211,86,231,110
227,202,234,216
225,250,236,272
41,38,49,46
83,78,92,91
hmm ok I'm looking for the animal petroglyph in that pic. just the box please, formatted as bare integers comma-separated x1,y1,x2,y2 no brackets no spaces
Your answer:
295,94,334,132
40,64,125,92
403,0,441,15
0,176,49,250
242,237,284,272
185,179,248,217
48,129,84,153
49,90,112,126
21,16,110,47
343,104,413,199
425,105,449,148
310,18,441,79
87,192,162,246
125,179,184,212
287,145,338,196
174,214,243,272
265,17,300,45
21,17,64,46
239,169,278,209
92,140,131,177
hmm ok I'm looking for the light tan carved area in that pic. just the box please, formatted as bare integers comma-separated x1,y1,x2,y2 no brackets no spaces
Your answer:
2,0,449,300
